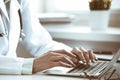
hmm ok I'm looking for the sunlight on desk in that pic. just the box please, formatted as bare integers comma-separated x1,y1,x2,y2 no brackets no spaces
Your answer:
0,63,120,80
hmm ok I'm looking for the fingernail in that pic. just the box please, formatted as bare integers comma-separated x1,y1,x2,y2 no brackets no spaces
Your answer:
92,59,95,63
87,62,90,66
95,58,98,61
83,62,90,66
79,61,84,64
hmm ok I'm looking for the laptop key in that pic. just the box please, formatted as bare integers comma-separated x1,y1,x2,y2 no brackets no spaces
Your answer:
87,61,107,75
83,62,101,73
68,64,84,73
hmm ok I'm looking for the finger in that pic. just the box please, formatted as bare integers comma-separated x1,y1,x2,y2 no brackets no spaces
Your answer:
88,50,98,61
51,49,76,58
52,61,73,68
71,57,78,64
71,47,86,63
51,50,78,64
83,51,90,65
88,50,95,62
80,47,88,52
94,54,98,61
51,54,75,67
80,47,90,65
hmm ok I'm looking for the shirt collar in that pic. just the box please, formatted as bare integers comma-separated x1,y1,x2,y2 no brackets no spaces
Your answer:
0,0,9,21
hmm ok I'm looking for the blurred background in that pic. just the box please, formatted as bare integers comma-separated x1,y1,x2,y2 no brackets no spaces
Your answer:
31,0,120,27
17,0,120,59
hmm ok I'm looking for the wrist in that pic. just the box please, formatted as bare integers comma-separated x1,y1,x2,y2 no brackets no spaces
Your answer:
32,58,38,73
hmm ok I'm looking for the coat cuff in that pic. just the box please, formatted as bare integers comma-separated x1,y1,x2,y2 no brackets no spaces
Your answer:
22,58,34,74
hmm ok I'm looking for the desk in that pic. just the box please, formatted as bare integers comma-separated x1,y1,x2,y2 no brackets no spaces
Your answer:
0,75,85,80
0,63,120,80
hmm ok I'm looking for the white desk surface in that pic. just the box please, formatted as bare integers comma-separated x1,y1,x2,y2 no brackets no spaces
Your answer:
0,74,85,80
43,24,120,42
0,63,120,80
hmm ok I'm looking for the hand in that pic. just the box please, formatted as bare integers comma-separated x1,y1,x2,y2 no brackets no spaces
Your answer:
71,47,98,65
32,49,78,73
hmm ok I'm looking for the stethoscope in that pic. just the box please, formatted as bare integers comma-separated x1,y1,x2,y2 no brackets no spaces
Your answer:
3,0,26,41
18,10,25,41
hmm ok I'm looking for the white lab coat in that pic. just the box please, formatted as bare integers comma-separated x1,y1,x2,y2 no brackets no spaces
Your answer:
0,0,71,74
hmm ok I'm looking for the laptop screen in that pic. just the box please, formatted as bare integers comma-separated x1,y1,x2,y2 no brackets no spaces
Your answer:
109,49,120,65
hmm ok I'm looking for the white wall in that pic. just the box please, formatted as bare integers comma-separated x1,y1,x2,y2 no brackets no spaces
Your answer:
30,0,45,13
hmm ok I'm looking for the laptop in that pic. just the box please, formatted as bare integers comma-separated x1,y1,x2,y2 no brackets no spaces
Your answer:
43,49,120,79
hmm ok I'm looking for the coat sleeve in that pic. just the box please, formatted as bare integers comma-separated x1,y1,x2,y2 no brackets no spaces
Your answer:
0,56,24,74
0,55,34,75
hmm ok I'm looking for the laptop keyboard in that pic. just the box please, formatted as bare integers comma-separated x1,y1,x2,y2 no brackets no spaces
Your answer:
68,61,109,76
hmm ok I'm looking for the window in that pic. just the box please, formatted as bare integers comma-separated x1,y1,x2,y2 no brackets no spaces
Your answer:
45,0,89,13
35,0,120,27
44,0,120,13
